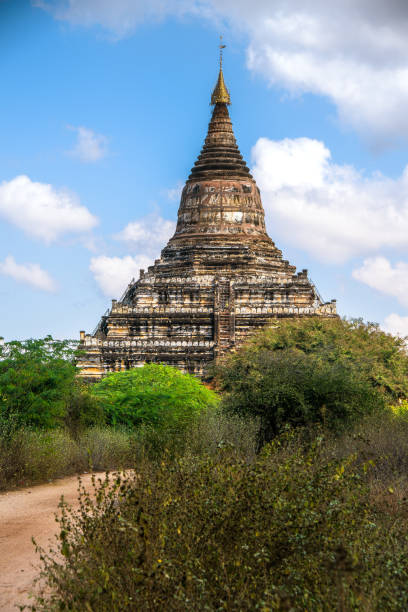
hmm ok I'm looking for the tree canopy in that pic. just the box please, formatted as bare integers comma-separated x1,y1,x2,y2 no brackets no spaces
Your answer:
216,318,408,449
0,336,78,428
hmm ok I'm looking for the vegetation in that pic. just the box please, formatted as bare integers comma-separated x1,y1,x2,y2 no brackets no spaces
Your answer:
216,318,408,449
0,423,137,490
33,416,408,611
90,363,219,429
2,321,408,609
0,342,219,489
0,337,79,429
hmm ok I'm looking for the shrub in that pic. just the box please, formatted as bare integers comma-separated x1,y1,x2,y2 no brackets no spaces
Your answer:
64,383,105,439
0,424,141,491
77,427,136,471
327,408,408,501
131,408,258,462
90,364,219,430
33,431,408,611
0,422,78,490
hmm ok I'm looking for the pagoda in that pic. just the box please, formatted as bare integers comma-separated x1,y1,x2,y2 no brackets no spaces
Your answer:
78,49,337,380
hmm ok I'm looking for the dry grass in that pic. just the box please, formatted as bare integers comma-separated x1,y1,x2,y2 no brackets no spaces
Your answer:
0,426,137,491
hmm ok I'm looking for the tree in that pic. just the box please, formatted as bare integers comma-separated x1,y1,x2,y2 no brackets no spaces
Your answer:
90,364,219,430
0,336,79,429
243,317,408,399
216,318,404,450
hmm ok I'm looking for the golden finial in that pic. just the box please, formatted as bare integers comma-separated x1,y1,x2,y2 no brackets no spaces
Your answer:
211,36,231,105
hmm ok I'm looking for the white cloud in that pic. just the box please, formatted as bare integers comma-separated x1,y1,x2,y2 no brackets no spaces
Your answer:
68,126,108,162
115,213,175,254
35,0,408,142
352,257,408,307
34,0,200,38
164,181,184,202
0,175,98,243
239,0,408,144
0,255,56,292
90,254,153,297
251,137,408,263
383,313,408,338
92,213,175,298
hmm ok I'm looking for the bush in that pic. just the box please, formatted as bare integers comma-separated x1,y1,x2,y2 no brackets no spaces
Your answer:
216,318,405,449
0,421,78,489
64,384,105,439
327,408,408,502
33,430,408,611
0,410,255,491
90,364,219,430
132,408,258,462
77,427,136,471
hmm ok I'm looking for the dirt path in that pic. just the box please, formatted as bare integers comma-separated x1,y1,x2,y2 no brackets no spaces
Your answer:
0,473,106,611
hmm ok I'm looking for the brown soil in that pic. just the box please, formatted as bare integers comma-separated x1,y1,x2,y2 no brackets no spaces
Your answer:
0,472,106,611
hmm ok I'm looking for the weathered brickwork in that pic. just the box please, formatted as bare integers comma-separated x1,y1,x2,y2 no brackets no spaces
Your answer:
78,71,337,380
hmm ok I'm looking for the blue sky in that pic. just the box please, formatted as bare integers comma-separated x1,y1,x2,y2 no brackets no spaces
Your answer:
2,0,408,340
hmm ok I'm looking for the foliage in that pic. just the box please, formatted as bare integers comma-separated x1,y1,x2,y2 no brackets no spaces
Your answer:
389,399,408,420
90,364,219,430
219,347,385,450
0,336,78,429
63,383,105,439
216,318,406,448
0,407,255,492
33,429,408,611
229,317,408,399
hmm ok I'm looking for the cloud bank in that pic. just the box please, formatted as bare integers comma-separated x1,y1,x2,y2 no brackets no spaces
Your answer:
34,0,198,38
91,213,175,297
353,257,408,308
0,255,56,292
0,175,98,243
383,313,408,338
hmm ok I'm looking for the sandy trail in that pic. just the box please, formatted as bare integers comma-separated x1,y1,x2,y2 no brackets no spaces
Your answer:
0,472,106,611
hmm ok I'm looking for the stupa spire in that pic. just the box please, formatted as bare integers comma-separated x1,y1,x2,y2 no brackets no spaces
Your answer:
211,36,231,105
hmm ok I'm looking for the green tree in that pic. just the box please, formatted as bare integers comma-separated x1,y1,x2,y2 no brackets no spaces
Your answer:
90,364,219,430
243,317,408,399
220,347,384,451
0,336,78,429
216,318,404,450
